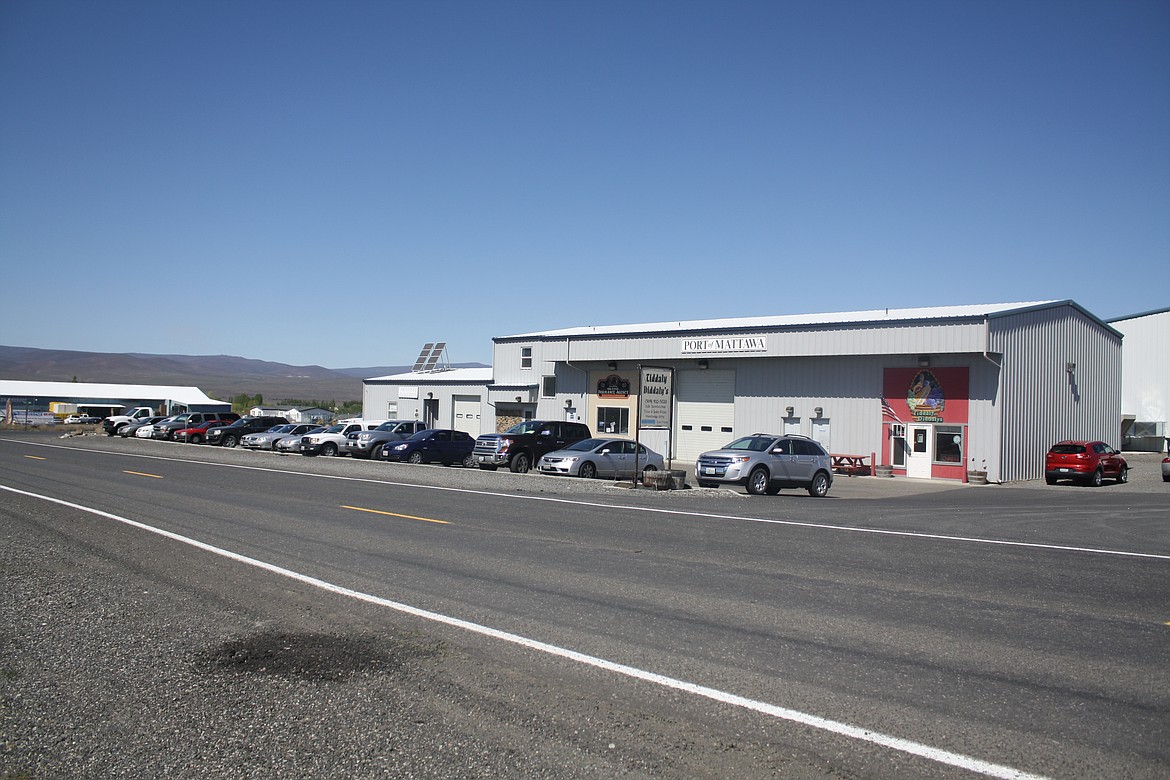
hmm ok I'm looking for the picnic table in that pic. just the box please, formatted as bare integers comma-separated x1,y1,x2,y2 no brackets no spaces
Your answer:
830,453,872,476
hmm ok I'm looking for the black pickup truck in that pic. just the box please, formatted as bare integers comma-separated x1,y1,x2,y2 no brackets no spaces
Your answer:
472,420,592,473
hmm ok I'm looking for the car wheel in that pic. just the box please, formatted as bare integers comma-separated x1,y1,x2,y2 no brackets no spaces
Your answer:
807,471,830,498
407,451,424,464
579,462,597,480
745,466,770,495
370,444,385,460
222,435,238,448
1045,476,1057,485
1116,466,1128,484
1163,473,1170,483
463,453,476,468
1087,468,1103,487
189,433,203,445
765,484,782,495
510,453,531,474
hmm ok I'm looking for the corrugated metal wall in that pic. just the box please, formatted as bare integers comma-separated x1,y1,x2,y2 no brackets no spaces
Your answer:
1111,310,1170,424
990,306,1121,482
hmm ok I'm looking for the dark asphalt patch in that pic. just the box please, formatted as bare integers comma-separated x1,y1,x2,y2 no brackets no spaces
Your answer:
202,631,441,681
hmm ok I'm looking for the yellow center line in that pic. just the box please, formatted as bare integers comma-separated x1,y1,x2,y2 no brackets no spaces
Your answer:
124,470,164,479
23,455,47,460
341,505,450,525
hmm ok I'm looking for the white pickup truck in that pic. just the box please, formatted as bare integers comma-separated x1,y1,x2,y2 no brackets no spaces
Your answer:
299,418,388,457
102,407,156,436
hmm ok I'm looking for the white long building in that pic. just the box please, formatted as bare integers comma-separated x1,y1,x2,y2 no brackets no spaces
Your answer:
363,301,1122,483
0,380,230,420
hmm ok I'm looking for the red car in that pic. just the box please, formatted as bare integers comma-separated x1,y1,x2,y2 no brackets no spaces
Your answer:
174,419,228,444
1045,440,1128,486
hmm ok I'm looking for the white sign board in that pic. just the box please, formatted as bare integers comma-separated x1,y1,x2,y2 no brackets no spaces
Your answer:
639,367,672,429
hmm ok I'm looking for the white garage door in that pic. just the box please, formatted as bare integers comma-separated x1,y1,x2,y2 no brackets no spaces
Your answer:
674,370,735,462
453,396,481,438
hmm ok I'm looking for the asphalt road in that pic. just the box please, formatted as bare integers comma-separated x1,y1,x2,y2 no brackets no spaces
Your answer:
2,432,1168,779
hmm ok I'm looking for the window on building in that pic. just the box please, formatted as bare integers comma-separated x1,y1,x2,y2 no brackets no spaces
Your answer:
934,426,963,463
386,402,398,420
541,375,556,397
597,406,629,435
521,346,533,369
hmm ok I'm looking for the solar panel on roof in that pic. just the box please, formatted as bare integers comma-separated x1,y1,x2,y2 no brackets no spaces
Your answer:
412,343,435,372
422,342,446,371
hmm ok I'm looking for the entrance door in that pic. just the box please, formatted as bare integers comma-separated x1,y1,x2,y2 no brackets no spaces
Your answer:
906,424,933,478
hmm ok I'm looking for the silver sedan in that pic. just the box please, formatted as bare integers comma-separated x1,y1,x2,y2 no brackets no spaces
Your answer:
241,423,319,451
274,425,327,454
538,438,664,480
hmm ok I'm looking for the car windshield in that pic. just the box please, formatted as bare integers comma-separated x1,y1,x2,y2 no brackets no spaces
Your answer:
268,424,295,433
723,436,776,452
564,438,608,452
374,422,400,431
321,423,346,434
1050,444,1086,454
505,421,541,435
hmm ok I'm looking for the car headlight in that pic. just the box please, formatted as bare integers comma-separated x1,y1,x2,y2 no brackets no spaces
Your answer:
731,456,751,463
393,443,408,450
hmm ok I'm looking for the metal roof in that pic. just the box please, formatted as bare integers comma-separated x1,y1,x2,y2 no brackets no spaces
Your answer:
0,380,227,406
365,367,494,383
498,301,1062,341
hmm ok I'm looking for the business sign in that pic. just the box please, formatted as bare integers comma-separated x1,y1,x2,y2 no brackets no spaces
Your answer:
597,374,631,398
638,367,672,429
680,335,767,355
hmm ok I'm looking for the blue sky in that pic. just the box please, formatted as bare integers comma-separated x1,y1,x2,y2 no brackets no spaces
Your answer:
2,0,1167,369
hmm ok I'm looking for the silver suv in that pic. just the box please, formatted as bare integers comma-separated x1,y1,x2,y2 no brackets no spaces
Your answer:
695,434,833,497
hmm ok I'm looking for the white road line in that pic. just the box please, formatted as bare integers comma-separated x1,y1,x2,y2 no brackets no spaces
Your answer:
7,437,1170,562
1,482,1049,780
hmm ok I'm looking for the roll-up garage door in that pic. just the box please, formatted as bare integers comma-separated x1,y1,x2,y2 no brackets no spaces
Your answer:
674,370,735,462
453,396,481,437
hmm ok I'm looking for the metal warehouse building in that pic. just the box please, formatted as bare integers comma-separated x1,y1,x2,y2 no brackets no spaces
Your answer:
483,300,1121,484
362,367,493,438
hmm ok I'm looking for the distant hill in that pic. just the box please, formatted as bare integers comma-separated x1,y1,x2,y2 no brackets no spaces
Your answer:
0,345,487,404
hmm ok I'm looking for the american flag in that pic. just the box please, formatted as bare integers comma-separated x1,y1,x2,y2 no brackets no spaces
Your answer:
880,397,902,423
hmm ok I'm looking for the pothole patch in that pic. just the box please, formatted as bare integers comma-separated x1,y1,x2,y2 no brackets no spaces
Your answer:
201,631,439,682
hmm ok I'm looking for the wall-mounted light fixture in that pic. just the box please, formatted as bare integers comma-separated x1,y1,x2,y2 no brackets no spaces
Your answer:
697,359,709,370
785,406,794,417
426,392,433,399
1066,361,1076,374
814,406,823,418
607,361,617,371
564,398,573,408
515,396,523,403
918,355,931,367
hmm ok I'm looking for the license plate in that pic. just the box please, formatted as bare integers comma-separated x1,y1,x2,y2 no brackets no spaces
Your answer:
1058,468,1071,472
703,466,716,475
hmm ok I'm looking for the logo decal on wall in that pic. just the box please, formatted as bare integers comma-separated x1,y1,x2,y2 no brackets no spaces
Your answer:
907,370,946,422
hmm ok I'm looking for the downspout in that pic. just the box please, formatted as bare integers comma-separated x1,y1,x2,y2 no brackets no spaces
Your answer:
981,320,1004,483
